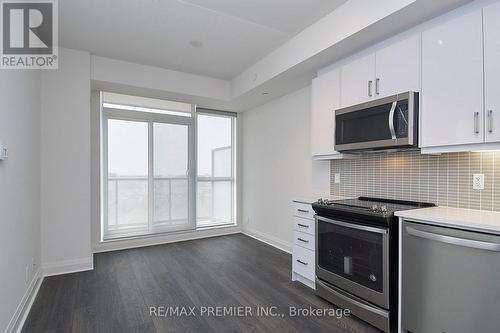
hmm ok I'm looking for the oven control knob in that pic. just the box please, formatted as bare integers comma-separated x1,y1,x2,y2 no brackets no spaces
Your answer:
380,205,388,213
370,274,377,282
371,205,378,212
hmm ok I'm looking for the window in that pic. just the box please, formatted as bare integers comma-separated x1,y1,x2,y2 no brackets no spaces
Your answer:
101,93,236,240
102,93,195,239
196,111,236,227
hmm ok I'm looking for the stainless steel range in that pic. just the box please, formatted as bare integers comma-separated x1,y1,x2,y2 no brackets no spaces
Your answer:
312,197,434,332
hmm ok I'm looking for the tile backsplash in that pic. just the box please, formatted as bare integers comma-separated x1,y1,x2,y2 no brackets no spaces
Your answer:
330,150,500,211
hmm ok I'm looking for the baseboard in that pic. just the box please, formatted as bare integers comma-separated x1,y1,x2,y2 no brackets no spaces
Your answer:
5,268,44,333
93,225,242,253
42,257,94,277
241,227,292,253
292,272,316,290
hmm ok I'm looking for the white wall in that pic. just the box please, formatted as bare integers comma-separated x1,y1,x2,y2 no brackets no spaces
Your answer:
0,71,41,332
40,48,93,274
241,86,329,252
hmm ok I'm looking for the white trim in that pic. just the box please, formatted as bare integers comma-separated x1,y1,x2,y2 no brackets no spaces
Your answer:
421,142,500,154
42,257,94,277
5,268,43,333
241,227,292,254
93,225,241,253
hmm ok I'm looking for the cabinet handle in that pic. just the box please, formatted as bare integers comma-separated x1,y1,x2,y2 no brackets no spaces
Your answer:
297,209,309,213
368,80,373,97
297,223,309,228
296,259,308,266
297,238,309,243
474,112,480,134
488,110,493,133
375,78,380,95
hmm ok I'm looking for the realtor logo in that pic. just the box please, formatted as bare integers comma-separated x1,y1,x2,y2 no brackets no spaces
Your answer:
1,0,58,69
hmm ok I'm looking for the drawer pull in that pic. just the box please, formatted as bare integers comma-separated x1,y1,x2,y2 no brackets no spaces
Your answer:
297,223,309,228
296,259,308,266
297,209,309,213
297,238,309,243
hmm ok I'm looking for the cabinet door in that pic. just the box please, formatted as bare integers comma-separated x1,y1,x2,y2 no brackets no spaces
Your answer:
421,10,484,147
340,53,376,107
375,35,421,98
311,68,341,156
484,2,500,143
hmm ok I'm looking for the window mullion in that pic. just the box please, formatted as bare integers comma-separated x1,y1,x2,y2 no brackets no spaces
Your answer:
148,121,154,233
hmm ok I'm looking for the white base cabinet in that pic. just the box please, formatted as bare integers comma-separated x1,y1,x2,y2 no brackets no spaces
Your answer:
291,201,316,289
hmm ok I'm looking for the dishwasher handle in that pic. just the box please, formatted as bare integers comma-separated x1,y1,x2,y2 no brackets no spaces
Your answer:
406,226,500,252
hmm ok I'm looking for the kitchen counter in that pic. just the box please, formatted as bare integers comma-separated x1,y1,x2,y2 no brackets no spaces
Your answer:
395,206,500,235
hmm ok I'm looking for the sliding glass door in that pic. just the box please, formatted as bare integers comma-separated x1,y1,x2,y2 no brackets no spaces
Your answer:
102,101,195,239
153,122,189,229
106,119,149,235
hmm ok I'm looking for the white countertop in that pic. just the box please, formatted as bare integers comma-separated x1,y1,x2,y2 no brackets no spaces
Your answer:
396,206,500,235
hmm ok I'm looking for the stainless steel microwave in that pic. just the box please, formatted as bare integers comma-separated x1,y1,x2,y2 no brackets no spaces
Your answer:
335,92,419,152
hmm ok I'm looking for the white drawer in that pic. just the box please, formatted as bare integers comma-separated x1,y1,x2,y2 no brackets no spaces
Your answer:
293,216,315,236
294,230,315,251
292,245,315,281
293,202,315,220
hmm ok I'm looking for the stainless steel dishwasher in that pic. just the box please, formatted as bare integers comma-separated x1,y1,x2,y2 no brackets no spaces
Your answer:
402,221,500,333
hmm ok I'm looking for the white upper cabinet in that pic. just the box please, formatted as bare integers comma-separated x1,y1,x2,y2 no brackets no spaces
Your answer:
340,35,420,107
421,9,484,148
375,35,421,99
483,2,500,143
311,68,341,157
340,54,376,107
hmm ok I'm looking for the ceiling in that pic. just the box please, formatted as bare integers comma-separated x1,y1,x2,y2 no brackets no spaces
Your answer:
59,0,347,80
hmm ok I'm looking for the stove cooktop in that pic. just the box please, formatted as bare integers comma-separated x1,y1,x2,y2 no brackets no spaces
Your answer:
312,197,435,225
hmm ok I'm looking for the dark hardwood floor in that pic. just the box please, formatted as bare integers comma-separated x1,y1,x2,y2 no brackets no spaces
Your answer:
22,234,379,333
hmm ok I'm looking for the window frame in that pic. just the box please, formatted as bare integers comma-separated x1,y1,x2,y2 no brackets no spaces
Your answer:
195,110,237,229
98,93,238,242
101,106,196,240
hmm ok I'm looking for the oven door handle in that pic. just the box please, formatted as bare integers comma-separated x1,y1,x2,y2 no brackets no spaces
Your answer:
317,216,388,234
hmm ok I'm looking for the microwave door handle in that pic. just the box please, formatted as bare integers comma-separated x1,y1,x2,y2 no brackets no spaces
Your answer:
388,101,397,140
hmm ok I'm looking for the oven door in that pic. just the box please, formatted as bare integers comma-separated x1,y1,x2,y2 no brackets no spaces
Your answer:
335,92,417,152
315,216,390,308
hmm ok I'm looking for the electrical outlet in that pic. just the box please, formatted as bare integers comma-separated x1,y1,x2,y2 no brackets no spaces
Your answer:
473,174,485,190
0,144,8,161
334,173,341,184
